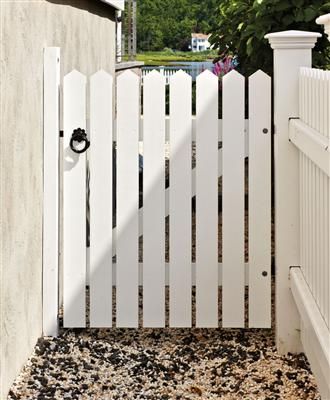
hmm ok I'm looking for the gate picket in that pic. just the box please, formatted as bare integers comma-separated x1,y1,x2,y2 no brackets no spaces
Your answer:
143,71,166,327
248,71,271,328
196,70,219,327
169,71,192,327
63,70,87,327
222,70,245,328
116,71,140,327
90,71,113,327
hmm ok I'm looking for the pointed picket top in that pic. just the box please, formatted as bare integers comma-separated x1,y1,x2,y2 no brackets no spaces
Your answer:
117,69,140,85
64,69,86,85
90,69,113,85
171,69,192,83
196,68,218,83
222,69,245,84
249,69,271,82
144,69,165,84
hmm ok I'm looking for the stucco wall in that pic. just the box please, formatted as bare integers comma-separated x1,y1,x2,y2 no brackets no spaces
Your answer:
0,1,116,397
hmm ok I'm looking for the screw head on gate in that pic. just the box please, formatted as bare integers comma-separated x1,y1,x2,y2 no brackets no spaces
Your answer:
263,128,268,134
262,271,268,277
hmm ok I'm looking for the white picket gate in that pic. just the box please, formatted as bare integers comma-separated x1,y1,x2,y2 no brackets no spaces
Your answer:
42,25,330,398
57,67,272,329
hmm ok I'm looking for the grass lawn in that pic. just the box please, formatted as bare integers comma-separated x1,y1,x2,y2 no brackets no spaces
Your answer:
124,50,218,66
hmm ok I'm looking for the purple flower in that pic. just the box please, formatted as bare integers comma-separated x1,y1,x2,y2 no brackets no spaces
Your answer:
213,56,238,80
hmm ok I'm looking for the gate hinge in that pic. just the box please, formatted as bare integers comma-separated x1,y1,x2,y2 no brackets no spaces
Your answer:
59,130,64,138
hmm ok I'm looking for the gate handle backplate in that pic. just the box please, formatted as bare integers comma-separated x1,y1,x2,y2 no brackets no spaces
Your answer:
70,128,90,154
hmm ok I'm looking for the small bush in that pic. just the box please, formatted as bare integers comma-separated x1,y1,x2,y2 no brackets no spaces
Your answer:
210,0,330,75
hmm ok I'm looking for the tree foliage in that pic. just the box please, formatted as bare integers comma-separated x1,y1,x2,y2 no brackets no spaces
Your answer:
210,0,330,75
135,0,220,51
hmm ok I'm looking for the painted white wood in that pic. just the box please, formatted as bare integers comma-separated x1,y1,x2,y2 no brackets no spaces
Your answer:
290,268,330,399
113,117,251,142
298,67,330,331
111,119,250,257
222,70,245,328
290,115,330,177
169,70,192,327
112,263,250,286
43,47,60,336
307,159,312,289
143,71,166,327
116,70,140,327
265,31,320,353
89,71,113,327
326,69,329,139
195,70,218,327
63,70,87,327
324,175,330,327
311,163,316,297
248,71,272,328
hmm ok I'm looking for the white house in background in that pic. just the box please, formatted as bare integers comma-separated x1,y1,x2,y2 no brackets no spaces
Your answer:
191,33,211,52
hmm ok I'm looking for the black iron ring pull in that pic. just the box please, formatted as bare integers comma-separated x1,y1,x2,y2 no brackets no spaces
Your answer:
70,128,90,154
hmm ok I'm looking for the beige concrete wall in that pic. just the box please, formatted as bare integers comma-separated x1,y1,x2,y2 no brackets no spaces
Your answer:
0,1,116,397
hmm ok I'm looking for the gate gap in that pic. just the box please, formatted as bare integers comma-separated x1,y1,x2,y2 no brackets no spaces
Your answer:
139,140,143,328
245,80,249,328
192,133,196,328
113,141,117,328
218,78,223,328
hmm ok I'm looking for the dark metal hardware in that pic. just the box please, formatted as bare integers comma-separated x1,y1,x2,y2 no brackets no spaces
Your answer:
70,128,90,154
263,128,268,134
262,271,268,277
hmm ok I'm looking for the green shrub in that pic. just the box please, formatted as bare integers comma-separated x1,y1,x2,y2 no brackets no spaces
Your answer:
210,0,330,75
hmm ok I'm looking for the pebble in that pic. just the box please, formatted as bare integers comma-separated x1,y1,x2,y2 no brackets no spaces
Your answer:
8,286,320,400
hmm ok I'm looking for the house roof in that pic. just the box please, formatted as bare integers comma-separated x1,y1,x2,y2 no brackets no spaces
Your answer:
98,0,125,11
191,33,210,40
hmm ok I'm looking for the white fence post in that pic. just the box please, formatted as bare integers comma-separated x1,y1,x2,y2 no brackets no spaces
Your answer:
43,47,60,336
265,31,321,353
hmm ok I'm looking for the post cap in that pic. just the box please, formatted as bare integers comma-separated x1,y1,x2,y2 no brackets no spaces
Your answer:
265,30,321,49
316,13,330,39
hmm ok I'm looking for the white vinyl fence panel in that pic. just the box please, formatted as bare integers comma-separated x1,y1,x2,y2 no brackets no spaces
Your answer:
289,66,330,399
296,67,330,328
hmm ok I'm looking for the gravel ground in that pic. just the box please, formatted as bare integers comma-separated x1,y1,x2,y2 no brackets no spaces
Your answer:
8,151,313,399
8,287,320,400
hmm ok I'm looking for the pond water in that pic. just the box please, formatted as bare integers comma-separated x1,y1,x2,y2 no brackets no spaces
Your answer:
142,60,214,81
